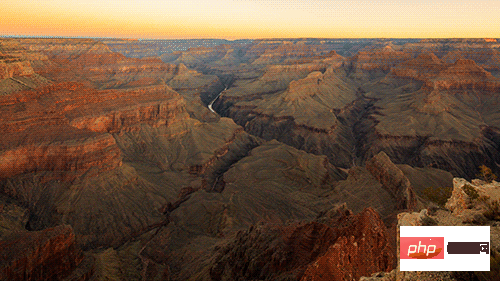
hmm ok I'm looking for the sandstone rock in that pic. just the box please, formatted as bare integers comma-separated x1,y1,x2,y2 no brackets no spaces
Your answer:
366,152,417,210
446,178,500,219
445,178,475,214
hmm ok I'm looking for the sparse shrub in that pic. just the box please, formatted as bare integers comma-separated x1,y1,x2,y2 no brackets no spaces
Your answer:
483,200,500,221
422,186,453,207
477,165,498,183
462,183,479,200
421,215,438,226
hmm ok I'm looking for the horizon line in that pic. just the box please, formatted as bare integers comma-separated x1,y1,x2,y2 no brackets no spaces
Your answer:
1,35,499,41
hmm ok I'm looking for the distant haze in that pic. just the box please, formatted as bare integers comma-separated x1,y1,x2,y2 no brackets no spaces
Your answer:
1,0,499,39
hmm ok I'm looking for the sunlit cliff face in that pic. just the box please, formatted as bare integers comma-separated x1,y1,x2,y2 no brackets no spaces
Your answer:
1,0,500,39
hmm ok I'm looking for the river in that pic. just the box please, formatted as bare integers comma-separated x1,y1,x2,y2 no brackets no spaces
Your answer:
208,86,227,113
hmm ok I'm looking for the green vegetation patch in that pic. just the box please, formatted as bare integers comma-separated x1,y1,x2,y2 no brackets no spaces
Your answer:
462,183,479,200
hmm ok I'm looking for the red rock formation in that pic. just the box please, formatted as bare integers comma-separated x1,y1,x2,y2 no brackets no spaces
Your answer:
301,208,395,281
0,82,187,181
209,207,395,281
0,134,120,183
0,225,83,281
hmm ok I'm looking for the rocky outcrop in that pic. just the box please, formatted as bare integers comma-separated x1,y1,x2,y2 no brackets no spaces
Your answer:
444,178,476,214
0,225,83,281
365,152,417,210
445,178,500,217
208,221,338,281
301,208,395,281
209,207,395,281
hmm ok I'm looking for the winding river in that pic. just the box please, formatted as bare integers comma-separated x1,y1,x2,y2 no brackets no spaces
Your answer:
208,86,227,113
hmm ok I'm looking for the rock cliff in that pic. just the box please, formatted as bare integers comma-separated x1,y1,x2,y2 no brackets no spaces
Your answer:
301,208,395,281
0,82,186,181
366,152,417,210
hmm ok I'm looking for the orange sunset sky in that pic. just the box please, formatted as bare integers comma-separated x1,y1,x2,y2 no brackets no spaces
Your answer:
1,0,499,39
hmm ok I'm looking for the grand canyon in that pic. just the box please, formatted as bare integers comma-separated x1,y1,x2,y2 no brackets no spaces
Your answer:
1,36,499,280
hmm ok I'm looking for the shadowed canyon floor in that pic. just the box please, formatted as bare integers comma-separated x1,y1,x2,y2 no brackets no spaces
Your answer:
0,37,499,280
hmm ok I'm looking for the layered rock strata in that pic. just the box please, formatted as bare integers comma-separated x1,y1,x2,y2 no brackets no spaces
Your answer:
0,82,186,181
366,152,417,210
